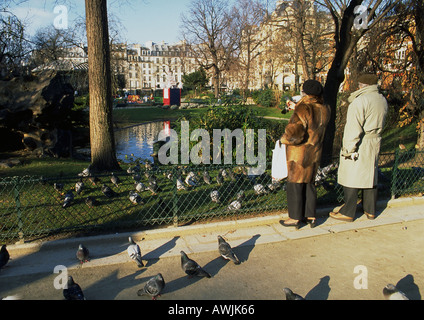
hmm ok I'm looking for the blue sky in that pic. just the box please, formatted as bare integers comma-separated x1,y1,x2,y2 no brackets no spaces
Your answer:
9,0,279,45
9,0,195,45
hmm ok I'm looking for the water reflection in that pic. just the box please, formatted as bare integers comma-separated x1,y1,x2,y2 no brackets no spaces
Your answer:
115,121,168,163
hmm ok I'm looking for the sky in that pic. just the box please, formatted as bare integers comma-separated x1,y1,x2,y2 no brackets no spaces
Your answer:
8,0,197,46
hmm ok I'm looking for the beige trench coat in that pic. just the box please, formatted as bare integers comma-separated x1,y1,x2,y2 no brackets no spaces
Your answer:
337,85,388,189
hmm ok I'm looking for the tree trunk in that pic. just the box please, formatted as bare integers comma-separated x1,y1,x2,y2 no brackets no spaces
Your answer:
321,0,363,166
85,0,120,172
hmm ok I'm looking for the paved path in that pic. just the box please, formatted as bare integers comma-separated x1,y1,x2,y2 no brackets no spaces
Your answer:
1,197,423,302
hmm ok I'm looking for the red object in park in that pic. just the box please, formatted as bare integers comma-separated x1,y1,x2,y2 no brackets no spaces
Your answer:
163,88,181,106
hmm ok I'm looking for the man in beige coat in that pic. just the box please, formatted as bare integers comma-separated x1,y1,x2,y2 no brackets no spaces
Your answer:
330,73,388,222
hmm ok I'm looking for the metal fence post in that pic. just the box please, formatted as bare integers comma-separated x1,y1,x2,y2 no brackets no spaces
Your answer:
13,179,25,243
391,148,400,200
172,166,178,227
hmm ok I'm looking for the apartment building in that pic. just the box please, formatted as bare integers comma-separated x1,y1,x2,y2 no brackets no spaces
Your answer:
114,41,198,94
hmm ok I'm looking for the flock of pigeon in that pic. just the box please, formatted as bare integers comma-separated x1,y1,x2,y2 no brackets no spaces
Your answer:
0,233,241,300
0,239,410,300
52,163,285,214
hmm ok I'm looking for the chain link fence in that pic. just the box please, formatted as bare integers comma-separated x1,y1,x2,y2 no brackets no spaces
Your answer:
1,150,423,243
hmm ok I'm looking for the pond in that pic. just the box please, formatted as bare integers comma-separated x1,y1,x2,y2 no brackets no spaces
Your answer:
114,121,170,163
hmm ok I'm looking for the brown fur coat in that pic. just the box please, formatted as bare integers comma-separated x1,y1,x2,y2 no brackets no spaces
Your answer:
280,95,331,183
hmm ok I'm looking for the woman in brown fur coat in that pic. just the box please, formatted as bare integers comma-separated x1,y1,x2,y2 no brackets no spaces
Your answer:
279,80,330,229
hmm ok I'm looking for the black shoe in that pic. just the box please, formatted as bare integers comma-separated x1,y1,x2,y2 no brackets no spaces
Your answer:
280,219,301,230
306,218,316,228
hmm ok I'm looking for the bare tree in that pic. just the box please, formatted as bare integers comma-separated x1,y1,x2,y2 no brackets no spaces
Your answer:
0,1,31,78
85,0,120,171
317,0,401,164
181,0,237,97
230,0,269,99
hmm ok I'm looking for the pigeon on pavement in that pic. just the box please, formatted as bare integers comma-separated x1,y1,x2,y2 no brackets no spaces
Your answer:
180,251,211,278
218,235,240,265
137,273,165,300
0,245,10,269
283,287,305,300
127,236,144,267
383,284,409,300
76,244,89,264
63,276,86,300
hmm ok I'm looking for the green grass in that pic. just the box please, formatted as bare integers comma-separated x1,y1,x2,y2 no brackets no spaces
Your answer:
0,157,90,178
381,122,418,153
112,105,289,126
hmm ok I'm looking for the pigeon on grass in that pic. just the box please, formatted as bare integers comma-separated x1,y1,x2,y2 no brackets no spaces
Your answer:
137,273,165,300
62,190,74,208
129,191,143,205
218,235,240,265
180,251,211,278
127,237,144,268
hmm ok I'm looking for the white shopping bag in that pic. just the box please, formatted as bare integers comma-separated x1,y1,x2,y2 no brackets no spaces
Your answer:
271,140,288,181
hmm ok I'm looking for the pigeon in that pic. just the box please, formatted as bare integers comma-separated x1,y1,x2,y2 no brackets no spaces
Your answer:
85,196,99,208
135,182,146,193
383,284,409,300
78,165,92,177
218,235,240,265
227,169,236,182
236,190,245,201
127,237,144,267
0,245,10,269
146,182,159,195
180,251,211,278
110,173,121,187
210,190,220,203
220,168,228,179
216,173,224,185
227,199,242,211
62,190,74,208
254,183,268,195
63,276,86,300
101,184,117,198
76,244,89,264
283,287,305,300
137,273,165,300
267,182,280,192
54,182,64,193
185,172,197,187
127,164,141,174
177,178,187,191
203,171,212,185
75,179,84,195
132,173,141,182
129,191,143,205
88,175,100,186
